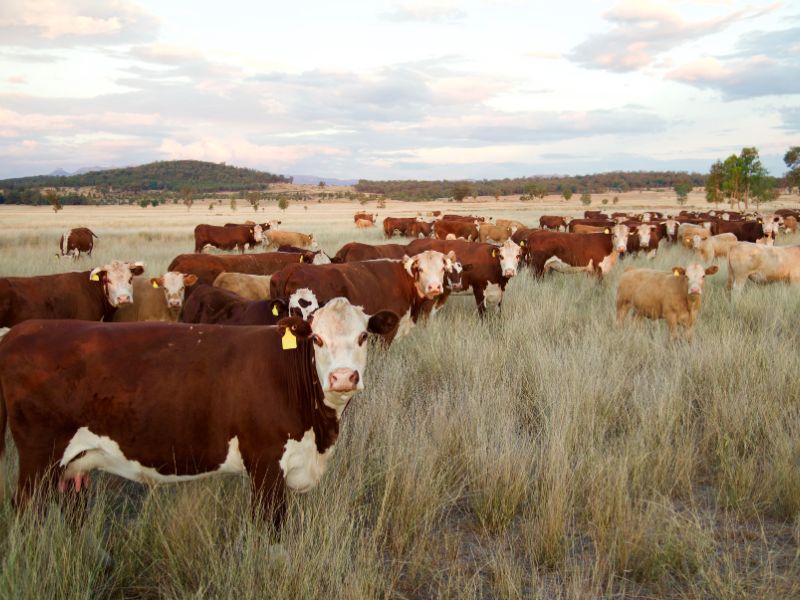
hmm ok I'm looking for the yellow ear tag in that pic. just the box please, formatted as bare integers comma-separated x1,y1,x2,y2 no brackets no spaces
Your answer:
271,305,279,316
520,240,525,246
492,249,497,257
152,281,159,289
673,269,680,277
90,274,100,281
604,228,610,234
281,328,297,350
299,255,304,263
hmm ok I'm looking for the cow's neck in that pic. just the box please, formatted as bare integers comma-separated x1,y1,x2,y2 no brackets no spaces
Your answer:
87,274,117,321
288,340,339,454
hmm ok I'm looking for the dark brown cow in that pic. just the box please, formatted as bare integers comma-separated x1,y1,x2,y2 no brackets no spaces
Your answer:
0,299,398,531
59,227,98,259
382,217,419,238
519,230,620,277
0,261,145,328
332,242,408,262
167,252,315,287
270,251,455,342
710,220,767,243
181,284,290,325
584,210,606,219
775,208,800,219
433,219,479,241
441,214,486,222
194,224,263,254
539,215,569,230
405,238,522,316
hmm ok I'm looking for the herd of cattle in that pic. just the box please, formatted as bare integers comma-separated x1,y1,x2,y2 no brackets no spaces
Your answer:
0,205,799,531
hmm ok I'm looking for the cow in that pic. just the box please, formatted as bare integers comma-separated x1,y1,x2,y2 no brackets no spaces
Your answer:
265,231,315,249
212,272,272,300
441,214,485,223
495,219,526,231
626,223,662,257
426,210,442,217
353,212,377,224
478,223,513,243
0,261,145,328
696,233,738,263
784,216,798,234
58,227,98,259
382,217,419,238
662,218,680,243
270,251,455,342
584,211,606,219
276,246,331,264
356,219,373,229
710,220,768,244
539,216,569,231
194,224,263,254
616,264,718,340
774,208,800,220
404,238,522,316
568,219,616,232
679,225,711,249
0,298,399,533
113,272,197,322
167,252,315,288
332,242,408,263
433,219,478,241
726,243,800,294
407,220,434,238
181,284,289,325
518,230,624,278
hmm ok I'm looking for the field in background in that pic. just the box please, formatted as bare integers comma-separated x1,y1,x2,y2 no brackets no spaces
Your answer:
1,194,800,598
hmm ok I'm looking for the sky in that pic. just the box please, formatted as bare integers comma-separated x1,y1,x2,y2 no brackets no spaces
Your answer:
0,0,797,180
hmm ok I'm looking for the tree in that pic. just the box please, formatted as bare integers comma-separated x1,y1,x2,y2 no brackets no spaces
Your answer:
318,181,326,188
721,154,743,209
526,182,547,199
674,182,691,205
44,189,62,212
277,197,289,211
562,189,573,201
246,191,261,212
150,199,159,207
738,147,767,210
601,198,609,205
580,192,591,206
612,196,619,205
452,182,471,202
705,160,725,205
752,175,779,207
784,146,800,192
180,187,193,211
138,199,149,208
230,198,237,212
209,202,215,211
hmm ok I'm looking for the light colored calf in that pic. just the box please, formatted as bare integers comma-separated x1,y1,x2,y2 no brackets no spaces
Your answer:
355,219,373,228
696,233,738,262
478,223,513,243
113,272,197,322
679,225,711,249
265,230,316,249
727,242,800,294
213,272,271,300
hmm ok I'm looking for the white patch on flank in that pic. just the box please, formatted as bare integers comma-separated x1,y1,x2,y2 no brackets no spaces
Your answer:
59,427,245,485
599,252,617,275
396,308,414,338
484,282,503,306
279,428,333,493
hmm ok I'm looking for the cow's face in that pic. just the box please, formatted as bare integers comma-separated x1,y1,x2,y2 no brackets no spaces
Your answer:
611,224,630,253
152,272,197,310
305,297,399,409
495,239,522,278
673,263,718,296
442,251,468,291
691,234,703,249
90,260,145,306
664,219,678,236
635,224,655,248
289,288,319,320
403,250,450,298
252,224,263,243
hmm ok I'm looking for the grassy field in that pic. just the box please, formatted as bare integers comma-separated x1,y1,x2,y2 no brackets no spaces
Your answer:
1,193,799,599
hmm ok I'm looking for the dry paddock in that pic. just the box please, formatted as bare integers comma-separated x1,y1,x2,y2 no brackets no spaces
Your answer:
1,199,800,599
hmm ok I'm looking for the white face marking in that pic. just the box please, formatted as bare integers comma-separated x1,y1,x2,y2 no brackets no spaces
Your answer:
703,222,713,230
289,288,319,320
721,213,730,221
684,263,708,295
665,219,678,236
611,224,630,253
691,234,703,249
599,252,616,274
497,239,522,278
60,428,245,485
279,428,333,492
161,272,189,309
636,225,652,248
642,213,651,222
404,250,449,299
252,224,263,243
90,260,144,307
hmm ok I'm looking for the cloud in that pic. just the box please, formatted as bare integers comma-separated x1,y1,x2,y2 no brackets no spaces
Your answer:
781,107,800,132
0,0,158,47
383,2,465,23
569,0,766,73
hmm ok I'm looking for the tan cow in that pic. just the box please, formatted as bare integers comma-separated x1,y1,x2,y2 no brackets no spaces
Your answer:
212,272,271,300
727,242,800,294
478,223,513,243
783,215,797,234
355,219,374,228
265,230,316,249
679,225,711,249
696,233,738,262
113,272,197,322
616,264,718,339
571,223,611,234
495,219,527,231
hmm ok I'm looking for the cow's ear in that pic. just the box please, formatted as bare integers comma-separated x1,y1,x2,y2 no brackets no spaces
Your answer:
89,267,105,282
705,265,719,276
403,255,416,276
368,310,400,336
277,317,312,339
446,250,457,262
130,262,145,276
672,267,686,277
150,277,164,288
183,274,198,286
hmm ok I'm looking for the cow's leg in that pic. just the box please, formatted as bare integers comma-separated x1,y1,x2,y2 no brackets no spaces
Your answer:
13,450,57,513
615,299,629,324
248,460,287,533
665,313,679,339
473,286,487,318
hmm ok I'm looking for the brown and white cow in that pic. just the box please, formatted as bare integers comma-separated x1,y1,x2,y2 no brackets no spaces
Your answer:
113,272,197,322
332,242,408,263
478,223,513,243
195,224,263,254
518,230,623,277
539,215,569,231
433,219,479,241
616,264,718,339
167,252,315,288
353,212,377,224
59,227,98,259
726,242,800,294
355,219,373,229
382,217,419,238
0,298,399,532
0,261,145,328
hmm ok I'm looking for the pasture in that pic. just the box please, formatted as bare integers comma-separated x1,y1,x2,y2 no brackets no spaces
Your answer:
1,193,800,599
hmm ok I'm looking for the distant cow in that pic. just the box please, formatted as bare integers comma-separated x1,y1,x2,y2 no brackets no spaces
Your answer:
382,217,419,238
356,219,373,228
168,252,315,287
195,224,263,254
212,272,272,300
616,264,718,339
710,220,768,244
433,219,478,241
478,223,513,243
539,216,569,231
441,214,485,223
408,220,434,238
332,242,408,263
0,260,145,328
354,212,377,223
113,272,197,322
59,227,98,259
495,219,526,231
518,230,624,277
266,230,315,249
727,242,800,294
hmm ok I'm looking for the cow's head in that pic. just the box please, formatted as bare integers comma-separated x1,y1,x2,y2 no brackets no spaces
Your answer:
443,251,470,291
691,234,704,249
492,239,522,278
312,251,331,265
403,250,451,299
151,271,198,310
635,224,657,249
611,224,630,253
664,219,678,237
672,263,718,296
252,224,264,243
286,297,399,411
89,260,145,307
289,288,319,320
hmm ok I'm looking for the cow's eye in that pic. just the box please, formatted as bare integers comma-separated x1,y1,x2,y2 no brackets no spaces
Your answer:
358,332,368,346
312,334,324,347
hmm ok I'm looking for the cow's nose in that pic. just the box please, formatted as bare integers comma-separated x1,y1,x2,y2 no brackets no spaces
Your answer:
117,295,131,305
426,284,443,295
328,368,359,392
168,299,182,308
504,269,516,278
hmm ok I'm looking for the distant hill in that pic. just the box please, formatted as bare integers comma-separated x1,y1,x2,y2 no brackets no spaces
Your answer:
2,160,290,192
291,174,357,187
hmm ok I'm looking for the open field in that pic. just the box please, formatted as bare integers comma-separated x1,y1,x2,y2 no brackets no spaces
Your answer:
1,194,800,598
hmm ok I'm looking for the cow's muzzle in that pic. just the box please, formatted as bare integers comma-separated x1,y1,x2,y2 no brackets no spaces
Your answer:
328,368,360,392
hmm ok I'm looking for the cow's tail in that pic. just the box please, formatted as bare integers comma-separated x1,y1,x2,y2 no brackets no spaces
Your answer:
0,379,7,501
89,229,98,239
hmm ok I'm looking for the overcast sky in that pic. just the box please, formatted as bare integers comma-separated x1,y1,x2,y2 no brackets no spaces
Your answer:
0,0,797,180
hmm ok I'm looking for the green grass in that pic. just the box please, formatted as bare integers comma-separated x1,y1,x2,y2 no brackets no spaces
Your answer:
1,212,799,598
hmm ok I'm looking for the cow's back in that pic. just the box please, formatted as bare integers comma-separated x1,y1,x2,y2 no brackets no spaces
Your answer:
0,271,105,327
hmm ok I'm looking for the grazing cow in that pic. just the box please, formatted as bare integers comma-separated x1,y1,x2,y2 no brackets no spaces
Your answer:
405,238,522,316
181,284,289,325
478,223,513,243
727,243,800,294
194,224,263,254
784,216,798,234
433,219,478,241
266,230,315,249
696,233,738,263
113,272,197,322
382,217,420,238
212,272,272,300
539,215,569,231
710,220,768,244
0,261,145,328
519,230,623,277
59,227,98,259
167,252,315,287
495,219,526,231
270,251,455,341
616,264,718,339
332,242,408,263
356,219,373,229
353,212,377,224
0,298,398,530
